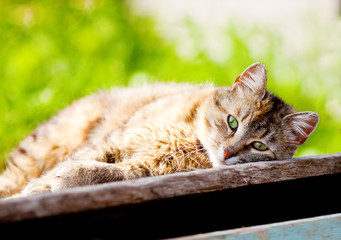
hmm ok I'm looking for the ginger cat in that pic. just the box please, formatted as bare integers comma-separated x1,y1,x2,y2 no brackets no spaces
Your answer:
0,63,319,198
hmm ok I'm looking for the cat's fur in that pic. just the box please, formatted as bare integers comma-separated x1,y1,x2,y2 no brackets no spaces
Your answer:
0,63,319,198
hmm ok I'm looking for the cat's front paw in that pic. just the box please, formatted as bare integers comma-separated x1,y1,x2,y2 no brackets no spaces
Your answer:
21,175,74,196
21,160,116,196
20,165,71,195
21,178,53,195
49,161,89,191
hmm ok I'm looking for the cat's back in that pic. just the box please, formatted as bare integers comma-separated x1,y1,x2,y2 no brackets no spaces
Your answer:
106,82,200,107
78,82,204,141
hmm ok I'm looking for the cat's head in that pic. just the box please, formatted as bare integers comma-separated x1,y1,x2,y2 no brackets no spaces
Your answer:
197,62,319,166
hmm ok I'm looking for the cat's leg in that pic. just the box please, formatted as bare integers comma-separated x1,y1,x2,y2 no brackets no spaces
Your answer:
21,159,150,195
20,135,142,195
0,93,108,197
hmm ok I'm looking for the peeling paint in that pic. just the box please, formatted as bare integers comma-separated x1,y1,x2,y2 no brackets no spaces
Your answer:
177,213,341,240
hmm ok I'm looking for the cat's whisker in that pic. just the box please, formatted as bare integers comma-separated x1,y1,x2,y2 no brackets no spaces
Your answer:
162,142,200,159
182,148,205,158
189,149,207,165
176,148,207,171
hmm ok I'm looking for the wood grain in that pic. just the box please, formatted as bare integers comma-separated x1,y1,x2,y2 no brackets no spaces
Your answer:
0,152,341,223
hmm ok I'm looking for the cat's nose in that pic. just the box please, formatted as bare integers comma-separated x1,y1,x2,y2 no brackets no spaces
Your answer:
224,147,233,159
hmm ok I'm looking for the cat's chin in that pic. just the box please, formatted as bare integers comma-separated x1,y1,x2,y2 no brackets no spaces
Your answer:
209,156,240,166
224,156,240,165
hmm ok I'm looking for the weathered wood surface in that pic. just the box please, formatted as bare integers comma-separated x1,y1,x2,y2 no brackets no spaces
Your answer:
176,213,341,240
0,152,341,223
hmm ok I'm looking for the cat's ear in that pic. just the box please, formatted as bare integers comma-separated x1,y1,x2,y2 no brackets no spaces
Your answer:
283,111,319,145
232,62,267,98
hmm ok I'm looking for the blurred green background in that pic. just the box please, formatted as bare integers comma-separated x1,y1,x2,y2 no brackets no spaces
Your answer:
0,0,340,170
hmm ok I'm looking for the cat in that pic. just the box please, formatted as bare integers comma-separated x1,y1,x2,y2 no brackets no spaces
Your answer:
0,62,319,198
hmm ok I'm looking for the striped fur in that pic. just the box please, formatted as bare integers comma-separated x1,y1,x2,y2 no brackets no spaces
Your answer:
0,63,319,197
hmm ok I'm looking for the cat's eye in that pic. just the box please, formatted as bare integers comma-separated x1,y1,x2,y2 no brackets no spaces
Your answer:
228,115,238,131
251,141,268,151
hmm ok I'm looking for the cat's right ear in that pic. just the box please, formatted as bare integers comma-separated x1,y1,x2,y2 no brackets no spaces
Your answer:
232,62,267,98
283,111,319,145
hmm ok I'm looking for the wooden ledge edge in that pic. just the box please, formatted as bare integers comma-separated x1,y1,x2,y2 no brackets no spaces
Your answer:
0,152,341,223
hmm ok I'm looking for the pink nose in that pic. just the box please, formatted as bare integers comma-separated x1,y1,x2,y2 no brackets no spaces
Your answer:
224,148,233,159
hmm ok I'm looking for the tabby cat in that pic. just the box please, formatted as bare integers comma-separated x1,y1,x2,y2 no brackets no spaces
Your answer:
0,63,319,198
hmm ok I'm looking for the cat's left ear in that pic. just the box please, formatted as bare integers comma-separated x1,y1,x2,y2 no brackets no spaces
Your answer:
232,62,267,98
283,111,319,145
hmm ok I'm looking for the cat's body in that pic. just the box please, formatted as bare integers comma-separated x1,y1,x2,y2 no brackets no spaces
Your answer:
0,63,319,198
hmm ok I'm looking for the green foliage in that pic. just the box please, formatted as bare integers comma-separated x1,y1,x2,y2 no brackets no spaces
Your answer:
0,0,340,169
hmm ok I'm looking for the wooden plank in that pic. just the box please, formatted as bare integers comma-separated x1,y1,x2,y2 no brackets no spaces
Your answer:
0,152,341,224
176,213,341,240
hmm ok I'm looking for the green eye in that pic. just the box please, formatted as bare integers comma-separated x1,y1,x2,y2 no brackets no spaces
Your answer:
228,115,238,131
251,141,268,151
